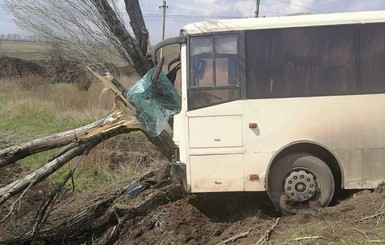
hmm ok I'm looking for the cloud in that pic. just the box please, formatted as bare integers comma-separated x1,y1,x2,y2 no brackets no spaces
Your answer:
3,0,385,44
233,0,255,17
176,0,231,17
345,0,385,12
287,0,314,14
194,0,218,4
260,0,289,16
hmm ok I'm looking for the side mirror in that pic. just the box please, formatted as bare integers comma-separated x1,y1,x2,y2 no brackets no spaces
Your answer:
195,59,206,80
151,57,165,83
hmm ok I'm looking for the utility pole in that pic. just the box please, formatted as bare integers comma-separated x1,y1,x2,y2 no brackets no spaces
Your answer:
159,0,168,57
255,0,260,18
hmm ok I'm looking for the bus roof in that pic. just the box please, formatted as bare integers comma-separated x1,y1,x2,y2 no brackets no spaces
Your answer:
182,10,385,35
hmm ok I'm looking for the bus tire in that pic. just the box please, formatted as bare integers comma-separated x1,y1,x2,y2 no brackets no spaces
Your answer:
267,153,335,214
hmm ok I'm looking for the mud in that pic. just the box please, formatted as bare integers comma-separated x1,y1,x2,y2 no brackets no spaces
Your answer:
2,164,385,245
117,189,385,245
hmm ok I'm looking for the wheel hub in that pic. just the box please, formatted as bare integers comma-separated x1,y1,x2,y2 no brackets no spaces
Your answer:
283,169,317,202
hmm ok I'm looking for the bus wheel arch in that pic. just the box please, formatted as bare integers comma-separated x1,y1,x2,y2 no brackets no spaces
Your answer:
266,142,343,213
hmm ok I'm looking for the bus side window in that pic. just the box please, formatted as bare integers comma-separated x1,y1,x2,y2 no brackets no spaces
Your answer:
359,23,385,94
190,36,214,88
188,34,240,110
246,25,357,99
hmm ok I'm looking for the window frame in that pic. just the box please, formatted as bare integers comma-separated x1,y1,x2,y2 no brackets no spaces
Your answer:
187,32,244,110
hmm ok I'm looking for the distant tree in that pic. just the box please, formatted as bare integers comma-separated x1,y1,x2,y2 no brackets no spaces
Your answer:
3,0,153,75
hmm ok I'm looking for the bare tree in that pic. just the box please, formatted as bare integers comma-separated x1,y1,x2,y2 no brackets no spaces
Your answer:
0,2,183,241
3,0,153,74
3,0,174,148
0,0,177,207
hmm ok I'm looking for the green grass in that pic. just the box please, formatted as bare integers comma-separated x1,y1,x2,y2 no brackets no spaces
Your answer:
22,150,58,168
0,75,153,192
0,93,94,138
285,223,328,240
0,38,165,192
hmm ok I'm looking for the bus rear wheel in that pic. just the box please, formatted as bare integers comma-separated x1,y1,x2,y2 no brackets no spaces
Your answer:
267,153,335,214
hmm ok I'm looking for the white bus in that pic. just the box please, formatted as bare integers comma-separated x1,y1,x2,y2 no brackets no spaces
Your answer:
153,10,385,213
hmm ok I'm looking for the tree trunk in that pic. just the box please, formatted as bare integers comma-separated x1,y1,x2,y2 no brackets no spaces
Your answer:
0,123,140,205
90,0,153,76
0,183,184,244
124,0,150,56
145,130,176,162
0,117,106,169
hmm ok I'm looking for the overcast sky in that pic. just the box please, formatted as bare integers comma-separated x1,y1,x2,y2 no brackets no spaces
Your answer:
1,0,385,43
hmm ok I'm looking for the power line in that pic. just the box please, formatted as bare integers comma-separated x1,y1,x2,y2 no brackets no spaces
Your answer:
0,4,242,19
275,0,324,13
142,14,241,19
0,1,324,18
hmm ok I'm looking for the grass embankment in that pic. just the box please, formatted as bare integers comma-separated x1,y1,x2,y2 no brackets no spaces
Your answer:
0,40,128,65
0,75,159,190
0,41,53,60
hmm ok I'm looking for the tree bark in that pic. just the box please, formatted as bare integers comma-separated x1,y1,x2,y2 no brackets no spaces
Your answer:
90,0,153,76
0,117,106,169
0,183,184,244
124,0,150,56
0,123,139,205
145,130,176,162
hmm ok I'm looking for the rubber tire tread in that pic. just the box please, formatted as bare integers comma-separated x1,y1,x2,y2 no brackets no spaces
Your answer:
267,153,335,214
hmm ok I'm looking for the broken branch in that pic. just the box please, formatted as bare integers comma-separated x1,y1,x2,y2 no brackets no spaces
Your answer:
256,218,280,245
368,240,385,243
357,202,385,222
293,236,323,241
216,231,251,245
30,156,83,239
0,120,141,206
0,183,33,223
0,116,107,169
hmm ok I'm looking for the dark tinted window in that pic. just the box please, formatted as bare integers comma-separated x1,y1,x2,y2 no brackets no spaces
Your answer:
189,34,240,110
359,23,385,94
246,25,357,99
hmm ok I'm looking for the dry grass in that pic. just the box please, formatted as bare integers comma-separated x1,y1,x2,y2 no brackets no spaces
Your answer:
0,40,178,190
0,73,164,191
0,41,53,60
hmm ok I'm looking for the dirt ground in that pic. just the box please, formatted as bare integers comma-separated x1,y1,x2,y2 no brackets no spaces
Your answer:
2,164,385,245
115,187,385,245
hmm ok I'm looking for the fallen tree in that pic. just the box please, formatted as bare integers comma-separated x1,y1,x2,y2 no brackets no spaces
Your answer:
0,171,185,244
0,0,183,242
0,111,140,206
0,74,179,242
